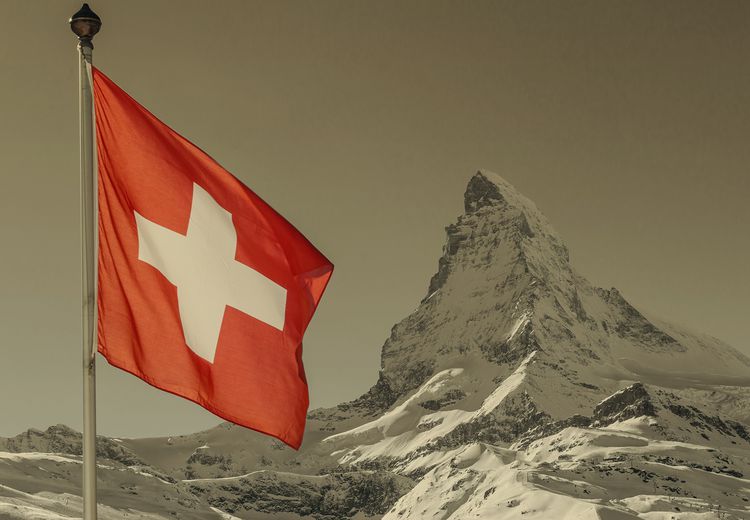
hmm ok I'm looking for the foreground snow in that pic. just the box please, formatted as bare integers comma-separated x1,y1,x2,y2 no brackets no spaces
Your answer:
382,421,750,520
0,485,170,519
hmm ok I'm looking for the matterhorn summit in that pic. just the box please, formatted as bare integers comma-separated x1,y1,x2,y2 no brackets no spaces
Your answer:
1,171,749,519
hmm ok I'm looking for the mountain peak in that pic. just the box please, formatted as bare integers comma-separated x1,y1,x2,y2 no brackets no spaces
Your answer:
462,171,568,256
423,171,570,299
464,171,508,213
464,171,540,217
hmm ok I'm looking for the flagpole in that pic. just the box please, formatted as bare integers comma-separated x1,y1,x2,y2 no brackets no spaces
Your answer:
70,5,102,520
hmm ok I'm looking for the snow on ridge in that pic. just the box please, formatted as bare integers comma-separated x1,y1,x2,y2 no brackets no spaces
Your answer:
325,352,537,466
384,419,750,520
187,444,210,458
476,351,536,417
520,425,717,470
0,452,176,486
381,442,617,520
122,465,175,485
183,469,330,484
0,452,80,465
506,312,531,343
323,367,466,444
210,507,242,520
0,485,173,520
183,470,265,483
595,383,643,408
0,502,72,520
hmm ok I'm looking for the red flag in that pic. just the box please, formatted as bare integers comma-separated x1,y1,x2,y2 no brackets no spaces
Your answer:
92,68,333,449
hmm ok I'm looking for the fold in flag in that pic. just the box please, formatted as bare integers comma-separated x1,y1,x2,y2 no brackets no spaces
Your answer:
92,68,333,449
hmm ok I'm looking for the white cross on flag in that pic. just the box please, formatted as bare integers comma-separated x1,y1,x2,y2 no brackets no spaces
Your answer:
92,67,333,449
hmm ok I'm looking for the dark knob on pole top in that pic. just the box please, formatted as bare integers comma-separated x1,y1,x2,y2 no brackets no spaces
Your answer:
70,3,102,40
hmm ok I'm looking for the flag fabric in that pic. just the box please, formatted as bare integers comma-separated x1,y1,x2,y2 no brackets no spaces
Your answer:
91,67,333,449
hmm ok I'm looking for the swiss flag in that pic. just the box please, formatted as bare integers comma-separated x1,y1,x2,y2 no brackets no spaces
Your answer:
92,67,333,449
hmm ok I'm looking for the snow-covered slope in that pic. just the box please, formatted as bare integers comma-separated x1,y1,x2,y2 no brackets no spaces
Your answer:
383,422,750,520
0,428,216,519
2,171,748,519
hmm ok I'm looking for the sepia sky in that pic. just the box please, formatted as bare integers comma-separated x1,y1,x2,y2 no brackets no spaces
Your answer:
0,0,748,438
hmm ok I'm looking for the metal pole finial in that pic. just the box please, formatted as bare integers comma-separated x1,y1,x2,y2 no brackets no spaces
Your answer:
70,4,102,47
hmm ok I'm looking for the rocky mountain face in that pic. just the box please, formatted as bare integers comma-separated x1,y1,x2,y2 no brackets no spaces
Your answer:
2,171,749,519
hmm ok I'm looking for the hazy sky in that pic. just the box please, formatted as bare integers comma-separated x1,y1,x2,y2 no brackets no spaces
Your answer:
1,0,748,438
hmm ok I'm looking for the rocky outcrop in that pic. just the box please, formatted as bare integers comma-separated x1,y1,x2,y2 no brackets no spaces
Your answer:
0,424,143,466
592,383,657,427
187,470,414,520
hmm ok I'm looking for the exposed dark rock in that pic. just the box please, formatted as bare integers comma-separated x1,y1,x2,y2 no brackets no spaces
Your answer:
425,221,472,296
516,212,534,238
482,323,540,365
592,383,657,426
515,414,592,449
429,392,550,451
341,372,400,415
464,171,506,213
666,402,750,443
188,470,414,520
0,424,143,466
569,289,589,323
419,389,466,411
185,451,234,479
603,289,682,351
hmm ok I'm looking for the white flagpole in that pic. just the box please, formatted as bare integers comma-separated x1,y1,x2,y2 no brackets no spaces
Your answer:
70,5,101,520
